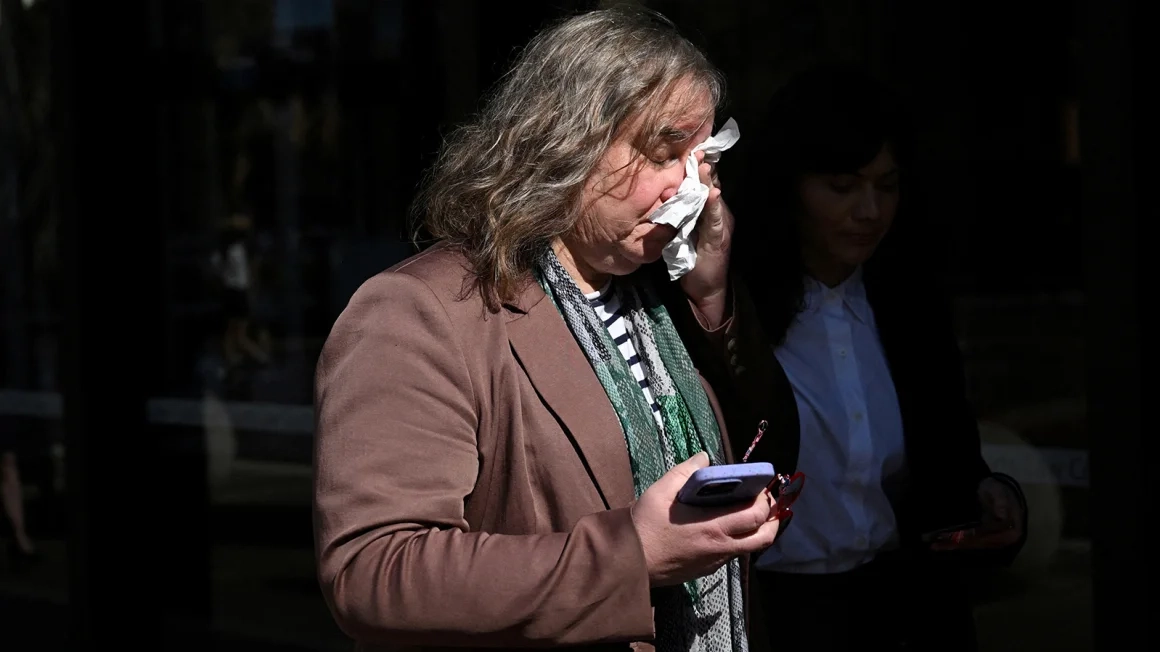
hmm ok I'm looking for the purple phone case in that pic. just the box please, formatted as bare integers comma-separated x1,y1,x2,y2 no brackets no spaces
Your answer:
676,462,776,507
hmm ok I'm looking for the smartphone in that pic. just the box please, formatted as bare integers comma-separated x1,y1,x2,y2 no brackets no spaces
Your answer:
677,462,776,507
921,521,982,545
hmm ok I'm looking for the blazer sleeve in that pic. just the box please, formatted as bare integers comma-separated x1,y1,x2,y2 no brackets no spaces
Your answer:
915,287,1028,565
932,290,993,486
312,272,654,647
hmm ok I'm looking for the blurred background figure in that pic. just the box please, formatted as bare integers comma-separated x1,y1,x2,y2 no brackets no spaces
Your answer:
210,212,270,379
0,445,38,570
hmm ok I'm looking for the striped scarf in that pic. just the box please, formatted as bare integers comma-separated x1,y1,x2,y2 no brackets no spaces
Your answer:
537,248,747,652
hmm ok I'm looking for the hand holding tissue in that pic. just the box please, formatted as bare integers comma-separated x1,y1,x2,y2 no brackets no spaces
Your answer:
648,117,740,280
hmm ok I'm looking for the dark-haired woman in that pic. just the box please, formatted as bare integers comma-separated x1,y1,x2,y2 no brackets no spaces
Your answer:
719,64,1029,650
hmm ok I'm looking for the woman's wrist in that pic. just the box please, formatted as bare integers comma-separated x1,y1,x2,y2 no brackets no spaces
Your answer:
687,287,730,331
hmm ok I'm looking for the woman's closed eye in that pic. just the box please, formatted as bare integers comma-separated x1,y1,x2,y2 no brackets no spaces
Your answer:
827,176,858,194
646,146,682,167
649,156,681,167
876,173,900,193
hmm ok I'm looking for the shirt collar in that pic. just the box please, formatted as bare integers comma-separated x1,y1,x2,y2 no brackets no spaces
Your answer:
800,267,871,324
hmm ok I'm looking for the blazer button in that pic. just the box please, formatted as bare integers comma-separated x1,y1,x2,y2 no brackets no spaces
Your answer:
731,353,745,375
726,337,738,352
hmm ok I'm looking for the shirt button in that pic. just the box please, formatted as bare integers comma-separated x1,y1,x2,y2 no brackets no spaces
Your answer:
852,412,864,422
855,536,868,548
838,348,848,358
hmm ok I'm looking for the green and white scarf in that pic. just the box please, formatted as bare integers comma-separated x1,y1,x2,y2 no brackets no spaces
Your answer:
537,248,747,652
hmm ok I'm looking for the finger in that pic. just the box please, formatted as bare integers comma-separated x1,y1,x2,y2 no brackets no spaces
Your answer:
998,510,1023,538
982,486,1009,521
716,491,775,537
658,451,711,493
733,517,781,553
696,189,724,234
698,161,714,187
975,517,1016,535
700,188,723,224
992,494,1010,521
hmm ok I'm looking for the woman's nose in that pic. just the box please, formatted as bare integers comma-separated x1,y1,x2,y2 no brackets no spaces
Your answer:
853,188,881,221
660,160,689,201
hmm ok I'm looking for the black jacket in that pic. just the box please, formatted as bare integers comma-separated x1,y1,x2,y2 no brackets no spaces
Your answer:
668,260,1027,559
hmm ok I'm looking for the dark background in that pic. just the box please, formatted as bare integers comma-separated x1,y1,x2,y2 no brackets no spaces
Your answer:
0,0,1145,649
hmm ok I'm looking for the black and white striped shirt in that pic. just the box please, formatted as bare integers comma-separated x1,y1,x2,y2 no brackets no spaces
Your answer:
585,283,664,430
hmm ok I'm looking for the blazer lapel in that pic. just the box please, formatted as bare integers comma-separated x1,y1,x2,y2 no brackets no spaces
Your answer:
505,282,636,510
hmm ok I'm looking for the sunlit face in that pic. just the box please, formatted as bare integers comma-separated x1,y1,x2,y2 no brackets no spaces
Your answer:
797,144,900,278
562,85,715,283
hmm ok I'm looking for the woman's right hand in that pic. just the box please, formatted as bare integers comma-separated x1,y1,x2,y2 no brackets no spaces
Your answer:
630,452,781,587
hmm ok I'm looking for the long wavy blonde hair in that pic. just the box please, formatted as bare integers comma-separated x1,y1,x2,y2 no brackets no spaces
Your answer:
413,7,724,310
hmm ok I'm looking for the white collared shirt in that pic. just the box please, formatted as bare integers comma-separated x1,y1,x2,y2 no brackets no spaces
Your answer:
755,269,908,574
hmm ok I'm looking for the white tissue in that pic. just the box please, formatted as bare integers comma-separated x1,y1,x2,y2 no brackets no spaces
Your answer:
648,117,741,280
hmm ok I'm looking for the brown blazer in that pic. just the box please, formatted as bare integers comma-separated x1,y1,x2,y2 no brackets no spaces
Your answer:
313,244,758,651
